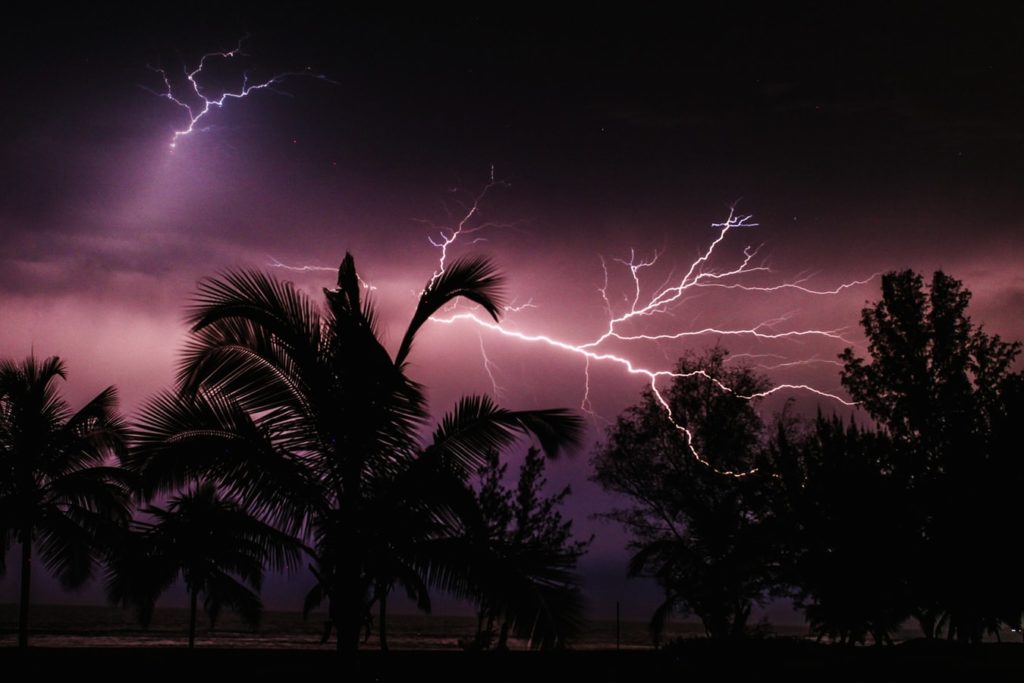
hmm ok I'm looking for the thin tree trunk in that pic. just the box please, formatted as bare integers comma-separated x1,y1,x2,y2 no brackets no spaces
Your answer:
917,610,937,639
18,530,32,649
188,588,198,649
335,581,365,653
483,611,497,649
379,587,388,652
337,611,362,652
497,619,510,650
475,605,487,647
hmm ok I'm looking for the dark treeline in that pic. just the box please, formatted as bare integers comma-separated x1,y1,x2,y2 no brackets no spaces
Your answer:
2,264,1022,651
594,270,1024,645
1,254,588,651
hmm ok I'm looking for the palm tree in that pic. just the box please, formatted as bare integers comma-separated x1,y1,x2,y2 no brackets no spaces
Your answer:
106,483,302,648
0,355,132,648
128,253,583,651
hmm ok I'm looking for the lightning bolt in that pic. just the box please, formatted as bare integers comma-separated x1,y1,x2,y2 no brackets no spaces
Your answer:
422,168,518,290
148,38,336,150
268,257,376,290
428,207,874,478
275,174,873,478
503,298,538,314
478,332,505,401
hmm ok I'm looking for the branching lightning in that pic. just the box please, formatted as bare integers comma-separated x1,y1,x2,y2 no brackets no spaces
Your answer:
478,332,505,401
503,298,538,314
269,174,874,477
425,206,875,477
268,257,376,290
148,38,336,150
423,170,514,290
737,356,845,371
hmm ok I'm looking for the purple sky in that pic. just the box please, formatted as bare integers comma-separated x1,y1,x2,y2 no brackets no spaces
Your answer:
2,6,1023,619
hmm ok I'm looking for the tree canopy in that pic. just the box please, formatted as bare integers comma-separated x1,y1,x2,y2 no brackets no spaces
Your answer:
592,347,778,641
838,269,1024,642
466,446,590,650
127,253,583,651
0,355,132,648
106,483,302,648
767,412,910,645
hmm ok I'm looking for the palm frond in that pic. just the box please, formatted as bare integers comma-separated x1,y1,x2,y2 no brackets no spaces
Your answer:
392,562,432,613
322,253,386,355
213,503,306,574
417,535,485,601
35,509,101,588
0,355,73,446
627,538,691,577
104,527,179,627
128,389,318,532
58,386,128,465
396,256,505,367
203,571,263,628
303,577,325,619
180,317,318,421
43,466,133,523
427,395,583,476
0,355,67,392
649,595,677,646
183,270,323,390
465,539,587,649
323,253,381,333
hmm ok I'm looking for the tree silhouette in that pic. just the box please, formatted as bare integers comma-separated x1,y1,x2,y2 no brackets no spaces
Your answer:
0,355,132,648
127,254,583,651
592,347,778,642
767,412,911,644
465,447,590,650
840,270,1024,642
106,483,301,648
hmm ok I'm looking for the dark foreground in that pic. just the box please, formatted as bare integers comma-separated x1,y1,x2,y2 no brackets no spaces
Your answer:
4,641,1024,681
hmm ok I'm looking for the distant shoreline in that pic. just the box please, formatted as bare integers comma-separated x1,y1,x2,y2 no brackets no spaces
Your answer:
1,603,985,651
0,603,709,650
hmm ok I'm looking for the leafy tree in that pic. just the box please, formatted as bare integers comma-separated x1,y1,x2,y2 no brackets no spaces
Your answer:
767,412,911,645
106,483,301,648
592,347,778,642
839,270,1024,642
0,355,132,649
127,254,583,651
466,447,590,650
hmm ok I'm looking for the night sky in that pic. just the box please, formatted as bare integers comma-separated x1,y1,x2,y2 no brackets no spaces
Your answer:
3,5,1023,618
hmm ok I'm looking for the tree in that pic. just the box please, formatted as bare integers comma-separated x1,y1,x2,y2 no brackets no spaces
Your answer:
465,447,590,650
106,483,301,648
767,412,911,645
592,347,778,642
839,270,1024,642
128,254,583,652
0,355,132,648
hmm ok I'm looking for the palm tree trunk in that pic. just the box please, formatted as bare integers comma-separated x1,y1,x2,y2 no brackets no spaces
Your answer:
475,605,487,647
496,619,510,650
18,529,32,649
486,611,495,639
188,588,198,649
916,609,937,639
333,582,365,653
379,587,389,652
336,611,362,652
